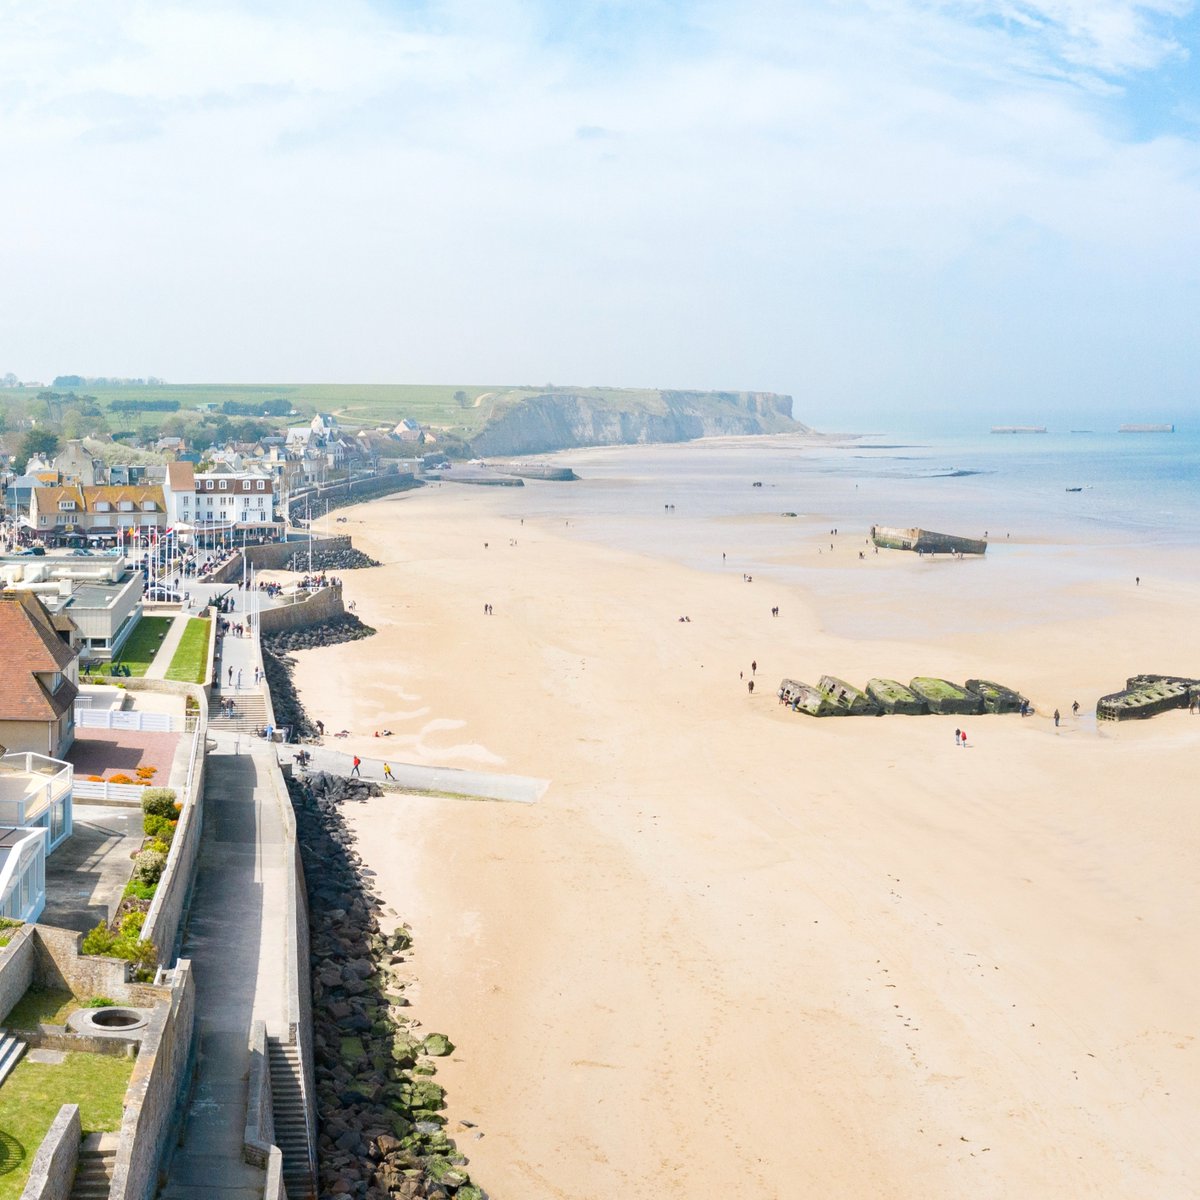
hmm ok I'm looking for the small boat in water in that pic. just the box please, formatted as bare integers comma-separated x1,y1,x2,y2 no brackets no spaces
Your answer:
1065,487,1083,492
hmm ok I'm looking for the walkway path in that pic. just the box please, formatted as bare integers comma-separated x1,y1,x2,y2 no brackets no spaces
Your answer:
295,745,546,803
159,735,291,1199
145,613,190,680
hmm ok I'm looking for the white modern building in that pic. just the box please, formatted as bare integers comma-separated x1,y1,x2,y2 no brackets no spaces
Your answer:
0,747,75,923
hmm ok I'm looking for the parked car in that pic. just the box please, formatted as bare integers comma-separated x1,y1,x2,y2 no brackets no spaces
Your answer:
145,587,182,602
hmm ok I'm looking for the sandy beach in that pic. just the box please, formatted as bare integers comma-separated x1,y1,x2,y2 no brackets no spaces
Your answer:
290,468,1200,1199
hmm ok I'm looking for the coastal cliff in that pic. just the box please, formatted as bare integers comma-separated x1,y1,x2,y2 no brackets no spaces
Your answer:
469,388,803,456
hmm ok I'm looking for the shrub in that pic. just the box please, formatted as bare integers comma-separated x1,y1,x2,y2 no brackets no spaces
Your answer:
124,878,156,901
82,922,156,970
87,775,103,782
141,788,178,819
82,922,115,956
85,996,117,1008
132,850,166,887
120,911,145,936
143,813,176,843
147,838,171,855
110,773,134,785
135,766,157,778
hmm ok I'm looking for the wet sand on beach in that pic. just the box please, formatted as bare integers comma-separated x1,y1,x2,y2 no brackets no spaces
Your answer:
290,482,1200,1200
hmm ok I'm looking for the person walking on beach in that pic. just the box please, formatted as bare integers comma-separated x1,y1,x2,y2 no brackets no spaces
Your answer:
960,729,967,747
751,660,757,676
748,679,754,694
955,727,961,746
383,762,394,781
351,755,361,778
1053,709,1061,727
1072,700,1079,717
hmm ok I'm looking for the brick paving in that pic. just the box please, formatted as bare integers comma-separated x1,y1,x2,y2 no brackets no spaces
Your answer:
66,729,180,784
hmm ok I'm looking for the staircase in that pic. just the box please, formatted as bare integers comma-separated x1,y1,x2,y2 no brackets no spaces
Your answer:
0,1031,24,1087
70,1132,117,1200
207,692,268,734
268,1037,316,1200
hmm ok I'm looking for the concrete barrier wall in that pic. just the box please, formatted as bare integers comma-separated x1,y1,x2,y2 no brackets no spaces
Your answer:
18,1103,80,1200
109,960,196,1200
267,754,317,1176
0,924,36,1024
243,1021,275,1168
258,584,345,634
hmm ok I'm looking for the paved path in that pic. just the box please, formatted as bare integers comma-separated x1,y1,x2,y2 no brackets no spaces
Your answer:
145,613,190,680
160,735,290,1199
294,745,547,803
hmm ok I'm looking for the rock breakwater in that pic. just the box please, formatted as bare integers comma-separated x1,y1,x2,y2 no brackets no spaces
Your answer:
285,545,383,572
287,771,486,1200
262,615,377,737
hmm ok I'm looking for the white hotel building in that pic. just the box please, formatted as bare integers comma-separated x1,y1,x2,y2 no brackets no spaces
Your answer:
163,462,280,542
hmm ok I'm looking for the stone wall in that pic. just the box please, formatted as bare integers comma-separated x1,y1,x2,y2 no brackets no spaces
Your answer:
109,960,196,1200
0,924,36,1024
258,584,345,635
18,1103,80,1200
288,472,419,521
245,536,352,572
33,925,132,1000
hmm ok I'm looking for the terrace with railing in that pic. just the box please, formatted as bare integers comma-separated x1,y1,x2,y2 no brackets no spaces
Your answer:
0,750,73,850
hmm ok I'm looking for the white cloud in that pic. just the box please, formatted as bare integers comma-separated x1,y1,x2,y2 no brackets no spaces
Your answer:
0,0,1196,422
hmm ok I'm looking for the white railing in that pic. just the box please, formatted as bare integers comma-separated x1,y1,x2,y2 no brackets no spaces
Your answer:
74,708,182,732
71,780,147,803
0,753,72,825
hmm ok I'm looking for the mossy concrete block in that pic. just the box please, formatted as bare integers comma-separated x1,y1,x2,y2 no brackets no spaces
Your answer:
866,678,928,715
909,678,983,715
965,679,1025,713
818,676,881,716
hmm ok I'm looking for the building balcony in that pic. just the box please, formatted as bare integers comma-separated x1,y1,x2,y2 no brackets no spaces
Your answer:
0,752,73,840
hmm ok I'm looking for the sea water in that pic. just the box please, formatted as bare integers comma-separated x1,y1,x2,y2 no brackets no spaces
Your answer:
509,428,1200,639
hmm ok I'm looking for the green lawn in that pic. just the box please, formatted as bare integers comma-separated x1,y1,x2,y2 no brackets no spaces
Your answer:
90,616,173,678
164,618,211,684
2,988,77,1031
0,1053,132,1198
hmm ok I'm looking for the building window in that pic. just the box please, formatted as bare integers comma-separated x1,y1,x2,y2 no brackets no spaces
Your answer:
257,480,265,490
219,480,228,490
58,500,76,511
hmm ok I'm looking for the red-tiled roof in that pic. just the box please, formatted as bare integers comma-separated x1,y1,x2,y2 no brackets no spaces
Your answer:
0,592,79,721
166,461,195,491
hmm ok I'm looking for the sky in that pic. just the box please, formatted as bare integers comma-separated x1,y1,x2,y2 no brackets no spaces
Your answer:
0,0,1197,430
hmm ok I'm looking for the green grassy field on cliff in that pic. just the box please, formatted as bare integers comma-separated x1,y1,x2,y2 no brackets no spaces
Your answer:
66,383,795,437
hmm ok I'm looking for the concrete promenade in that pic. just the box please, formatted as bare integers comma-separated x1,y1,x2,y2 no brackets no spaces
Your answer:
296,745,547,803
159,735,290,1199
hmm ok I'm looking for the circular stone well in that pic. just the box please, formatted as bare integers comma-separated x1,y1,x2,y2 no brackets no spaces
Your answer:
67,1006,152,1042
